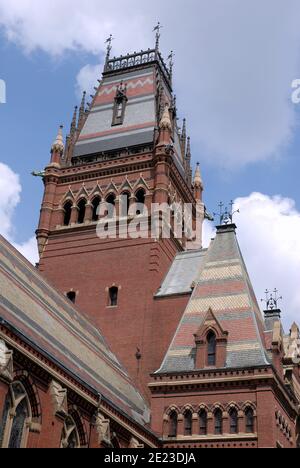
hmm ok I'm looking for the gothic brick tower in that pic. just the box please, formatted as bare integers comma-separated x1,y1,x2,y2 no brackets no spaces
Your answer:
36,39,204,398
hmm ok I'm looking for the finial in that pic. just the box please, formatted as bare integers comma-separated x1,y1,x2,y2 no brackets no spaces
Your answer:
153,22,162,51
105,34,114,65
186,136,191,156
193,163,203,189
159,103,172,131
182,118,187,138
213,200,240,226
261,289,283,311
51,125,64,154
168,51,174,82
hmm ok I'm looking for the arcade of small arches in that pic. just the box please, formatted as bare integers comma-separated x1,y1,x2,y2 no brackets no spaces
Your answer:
61,187,147,227
164,403,256,439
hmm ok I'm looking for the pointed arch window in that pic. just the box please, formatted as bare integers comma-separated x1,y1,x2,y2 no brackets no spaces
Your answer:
245,408,254,433
214,409,223,435
92,197,101,222
120,192,130,217
207,331,216,366
0,382,31,448
229,408,239,434
135,189,146,215
63,201,73,226
60,415,80,449
199,410,208,435
106,194,116,219
184,410,193,436
168,411,178,438
77,199,87,224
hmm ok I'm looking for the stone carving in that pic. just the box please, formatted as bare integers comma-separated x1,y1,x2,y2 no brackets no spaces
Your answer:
0,339,13,382
50,380,68,417
129,437,144,449
95,411,111,445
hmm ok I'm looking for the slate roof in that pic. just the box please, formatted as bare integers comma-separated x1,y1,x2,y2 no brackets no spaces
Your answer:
0,235,150,426
156,249,207,297
158,224,269,373
74,67,157,158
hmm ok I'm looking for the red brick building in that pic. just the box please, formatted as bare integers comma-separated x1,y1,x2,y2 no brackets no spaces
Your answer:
0,40,300,449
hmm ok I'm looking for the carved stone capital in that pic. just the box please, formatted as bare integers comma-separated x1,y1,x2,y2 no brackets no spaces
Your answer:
50,380,68,418
0,340,13,382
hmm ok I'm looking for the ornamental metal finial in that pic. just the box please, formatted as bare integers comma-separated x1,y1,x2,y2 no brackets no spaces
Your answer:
261,289,283,311
153,22,162,51
213,200,240,226
105,34,114,63
167,51,174,82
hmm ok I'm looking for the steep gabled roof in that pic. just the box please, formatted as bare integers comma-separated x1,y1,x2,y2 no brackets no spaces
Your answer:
0,235,150,426
158,224,269,373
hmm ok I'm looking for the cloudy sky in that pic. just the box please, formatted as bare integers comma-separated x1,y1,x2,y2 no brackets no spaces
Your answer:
0,0,300,328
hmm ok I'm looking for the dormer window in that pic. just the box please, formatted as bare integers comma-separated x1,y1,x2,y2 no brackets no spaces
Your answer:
112,82,128,126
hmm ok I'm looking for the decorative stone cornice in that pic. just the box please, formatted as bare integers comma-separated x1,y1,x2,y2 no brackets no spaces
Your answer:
0,339,13,382
50,380,68,418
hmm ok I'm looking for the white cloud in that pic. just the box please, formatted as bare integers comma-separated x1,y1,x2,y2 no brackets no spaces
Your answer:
0,163,38,264
204,193,300,329
76,63,102,98
1,1,300,168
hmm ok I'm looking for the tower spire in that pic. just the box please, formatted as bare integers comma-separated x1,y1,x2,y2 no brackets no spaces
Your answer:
70,106,78,136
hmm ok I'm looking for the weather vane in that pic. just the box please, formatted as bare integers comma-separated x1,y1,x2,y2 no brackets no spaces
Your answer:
261,289,283,311
153,22,163,50
213,200,240,226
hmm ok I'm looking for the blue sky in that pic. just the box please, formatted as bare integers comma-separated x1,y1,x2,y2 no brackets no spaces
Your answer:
0,0,300,327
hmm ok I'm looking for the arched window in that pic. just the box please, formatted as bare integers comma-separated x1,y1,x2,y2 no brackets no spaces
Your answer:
63,201,72,226
106,194,116,219
184,410,192,436
214,409,223,435
60,415,80,449
207,331,216,366
120,192,130,217
77,199,87,224
245,408,254,433
168,411,178,438
67,291,76,304
92,197,101,222
135,189,146,215
109,287,118,307
229,408,239,434
0,382,31,448
199,410,208,435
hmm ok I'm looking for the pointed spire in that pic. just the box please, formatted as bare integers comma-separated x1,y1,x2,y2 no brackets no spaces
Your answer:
70,106,78,136
194,163,203,189
159,104,172,131
51,125,64,154
181,118,187,156
78,91,86,128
